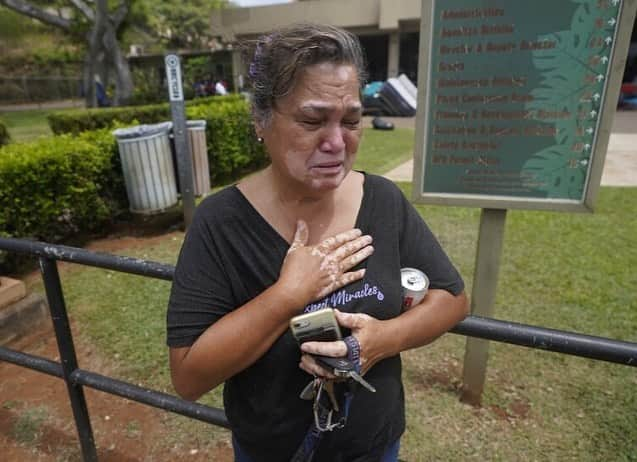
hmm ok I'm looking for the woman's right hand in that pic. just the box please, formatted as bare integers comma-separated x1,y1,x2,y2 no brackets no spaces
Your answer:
277,220,374,308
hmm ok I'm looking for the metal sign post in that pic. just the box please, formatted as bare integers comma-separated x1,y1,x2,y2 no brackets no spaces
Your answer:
165,53,195,229
460,208,507,405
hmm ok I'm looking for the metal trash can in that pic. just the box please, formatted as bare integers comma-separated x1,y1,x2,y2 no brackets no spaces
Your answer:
186,120,211,196
112,122,178,214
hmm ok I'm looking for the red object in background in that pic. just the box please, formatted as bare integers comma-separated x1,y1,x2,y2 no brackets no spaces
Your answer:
621,83,637,96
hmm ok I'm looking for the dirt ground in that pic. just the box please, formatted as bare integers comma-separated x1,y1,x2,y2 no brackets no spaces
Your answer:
0,233,235,462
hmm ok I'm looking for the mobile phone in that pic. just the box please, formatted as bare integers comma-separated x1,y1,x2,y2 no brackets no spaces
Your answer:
289,308,342,345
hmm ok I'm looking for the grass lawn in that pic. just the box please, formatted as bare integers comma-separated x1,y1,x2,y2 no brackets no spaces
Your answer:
16,125,637,460
399,184,637,461
355,127,416,173
0,109,55,142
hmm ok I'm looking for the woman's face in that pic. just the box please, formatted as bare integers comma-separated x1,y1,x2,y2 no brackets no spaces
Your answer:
258,62,363,194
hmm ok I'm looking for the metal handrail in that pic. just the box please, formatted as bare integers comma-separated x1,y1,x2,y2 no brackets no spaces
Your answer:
1,237,636,461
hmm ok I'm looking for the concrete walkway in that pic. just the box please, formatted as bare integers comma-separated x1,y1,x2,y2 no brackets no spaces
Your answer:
377,111,637,186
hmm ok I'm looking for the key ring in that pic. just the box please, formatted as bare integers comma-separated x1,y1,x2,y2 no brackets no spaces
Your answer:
313,380,345,432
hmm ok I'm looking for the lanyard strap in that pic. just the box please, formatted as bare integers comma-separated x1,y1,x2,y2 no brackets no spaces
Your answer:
290,335,361,461
290,384,354,462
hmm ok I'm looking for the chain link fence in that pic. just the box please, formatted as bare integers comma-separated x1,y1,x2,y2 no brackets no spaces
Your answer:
0,76,82,104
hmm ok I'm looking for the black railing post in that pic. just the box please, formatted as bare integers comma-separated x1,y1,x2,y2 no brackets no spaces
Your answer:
39,257,98,462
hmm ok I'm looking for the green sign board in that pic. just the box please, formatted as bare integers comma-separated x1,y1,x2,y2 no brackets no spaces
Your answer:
413,0,637,211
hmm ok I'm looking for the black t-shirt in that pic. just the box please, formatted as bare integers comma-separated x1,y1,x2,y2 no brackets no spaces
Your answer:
167,173,464,462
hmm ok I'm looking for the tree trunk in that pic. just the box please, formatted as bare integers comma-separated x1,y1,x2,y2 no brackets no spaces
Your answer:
102,25,133,106
1,0,134,108
83,26,102,108
83,0,134,108
82,53,96,108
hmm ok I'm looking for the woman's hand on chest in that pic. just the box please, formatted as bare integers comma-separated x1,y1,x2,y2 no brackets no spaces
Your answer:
276,220,374,309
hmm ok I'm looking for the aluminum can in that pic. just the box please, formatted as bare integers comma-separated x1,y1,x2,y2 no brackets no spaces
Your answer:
401,267,429,309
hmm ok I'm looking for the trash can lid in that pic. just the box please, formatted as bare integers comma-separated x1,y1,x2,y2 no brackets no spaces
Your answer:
112,122,173,139
186,120,207,129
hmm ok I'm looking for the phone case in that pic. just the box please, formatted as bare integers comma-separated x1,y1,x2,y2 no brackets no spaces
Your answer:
290,308,342,344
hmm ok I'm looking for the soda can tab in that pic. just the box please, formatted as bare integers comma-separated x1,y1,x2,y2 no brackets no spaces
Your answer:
401,267,429,309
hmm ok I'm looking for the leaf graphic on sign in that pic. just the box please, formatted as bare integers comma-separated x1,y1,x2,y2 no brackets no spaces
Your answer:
522,145,588,198
521,0,597,199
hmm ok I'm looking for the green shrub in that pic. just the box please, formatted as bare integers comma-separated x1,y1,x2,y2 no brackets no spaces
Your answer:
0,119,9,146
1,97,267,270
48,103,169,135
47,94,243,135
129,67,165,106
187,101,268,185
0,129,124,245
49,95,267,185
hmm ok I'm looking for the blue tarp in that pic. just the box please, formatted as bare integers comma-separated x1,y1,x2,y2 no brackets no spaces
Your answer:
363,81,383,98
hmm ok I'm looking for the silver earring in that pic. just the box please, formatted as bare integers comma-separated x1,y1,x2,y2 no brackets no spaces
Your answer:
257,137,264,144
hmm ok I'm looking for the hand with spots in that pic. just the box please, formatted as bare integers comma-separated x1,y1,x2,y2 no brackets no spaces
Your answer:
279,220,373,308
299,310,381,377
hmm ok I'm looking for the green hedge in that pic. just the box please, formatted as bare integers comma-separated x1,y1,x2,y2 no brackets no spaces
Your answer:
0,129,125,247
1,98,266,254
0,119,9,146
49,95,268,185
48,94,244,135
187,101,268,185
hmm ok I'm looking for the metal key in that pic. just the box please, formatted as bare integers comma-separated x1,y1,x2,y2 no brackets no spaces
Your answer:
323,380,340,412
299,379,316,400
313,355,376,393
347,370,377,393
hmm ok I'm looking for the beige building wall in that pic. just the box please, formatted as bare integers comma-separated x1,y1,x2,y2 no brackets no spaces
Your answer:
212,0,421,40
211,0,422,90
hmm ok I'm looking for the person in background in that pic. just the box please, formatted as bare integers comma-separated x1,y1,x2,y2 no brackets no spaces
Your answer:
215,78,228,95
166,23,468,462
94,75,110,107
193,78,207,98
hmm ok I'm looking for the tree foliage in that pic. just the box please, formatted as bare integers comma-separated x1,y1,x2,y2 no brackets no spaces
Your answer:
140,0,227,49
0,0,228,106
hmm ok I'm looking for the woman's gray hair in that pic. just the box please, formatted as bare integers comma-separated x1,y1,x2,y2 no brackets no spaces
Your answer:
244,23,367,126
